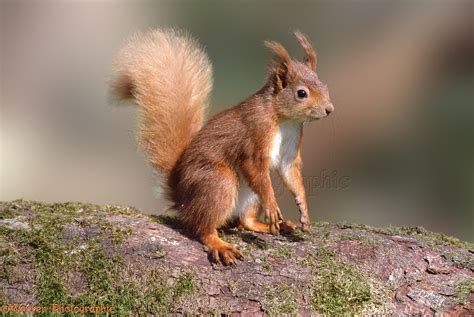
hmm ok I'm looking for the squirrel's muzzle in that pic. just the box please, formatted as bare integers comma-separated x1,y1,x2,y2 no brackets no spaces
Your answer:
325,102,334,116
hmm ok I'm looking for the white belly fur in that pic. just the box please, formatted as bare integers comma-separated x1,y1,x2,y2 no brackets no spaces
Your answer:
231,120,301,219
232,173,259,218
270,119,301,175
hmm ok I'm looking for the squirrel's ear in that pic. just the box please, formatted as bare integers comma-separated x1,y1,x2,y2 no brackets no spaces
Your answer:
265,40,291,64
265,40,293,92
294,30,317,70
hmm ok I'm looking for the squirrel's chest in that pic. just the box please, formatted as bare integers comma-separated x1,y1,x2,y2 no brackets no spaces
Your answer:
269,121,301,171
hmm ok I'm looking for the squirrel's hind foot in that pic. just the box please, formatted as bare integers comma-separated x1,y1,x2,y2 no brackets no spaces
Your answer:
202,231,243,266
211,246,243,266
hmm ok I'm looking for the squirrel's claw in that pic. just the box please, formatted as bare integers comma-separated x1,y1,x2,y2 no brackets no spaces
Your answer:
279,219,298,234
295,197,311,232
211,249,222,265
211,245,243,266
264,207,281,235
277,208,283,221
300,215,311,232
301,222,310,232
270,210,281,235
270,222,280,235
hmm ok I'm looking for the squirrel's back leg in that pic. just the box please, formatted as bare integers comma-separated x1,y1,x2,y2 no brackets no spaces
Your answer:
176,166,243,265
239,204,298,234
238,204,272,233
201,229,243,265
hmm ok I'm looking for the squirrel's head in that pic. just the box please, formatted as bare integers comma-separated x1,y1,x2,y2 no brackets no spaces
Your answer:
265,31,334,122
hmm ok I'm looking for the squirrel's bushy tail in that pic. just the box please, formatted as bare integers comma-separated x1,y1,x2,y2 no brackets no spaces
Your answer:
109,28,212,179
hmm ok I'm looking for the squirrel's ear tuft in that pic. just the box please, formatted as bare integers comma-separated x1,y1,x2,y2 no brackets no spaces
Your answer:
264,40,291,64
265,40,293,92
294,30,317,70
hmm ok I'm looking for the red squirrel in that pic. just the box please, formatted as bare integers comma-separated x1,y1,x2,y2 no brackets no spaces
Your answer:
110,29,334,265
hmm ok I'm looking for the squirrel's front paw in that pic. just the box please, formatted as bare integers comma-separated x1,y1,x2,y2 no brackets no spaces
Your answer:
279,219,298,234
265,208,281,235
300,214,311,232
295,197,311,232
269,222,280,235
301,222,310,232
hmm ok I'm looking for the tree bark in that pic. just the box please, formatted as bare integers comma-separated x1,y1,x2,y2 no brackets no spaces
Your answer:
0,201,472,316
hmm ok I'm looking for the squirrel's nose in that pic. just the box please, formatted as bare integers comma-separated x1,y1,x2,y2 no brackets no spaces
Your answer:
325,103,334,116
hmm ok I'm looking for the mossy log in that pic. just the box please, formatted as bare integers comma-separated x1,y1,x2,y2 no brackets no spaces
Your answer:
0,200,473,315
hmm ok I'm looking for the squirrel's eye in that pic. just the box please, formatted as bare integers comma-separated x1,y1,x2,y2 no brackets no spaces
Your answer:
296,89,308,99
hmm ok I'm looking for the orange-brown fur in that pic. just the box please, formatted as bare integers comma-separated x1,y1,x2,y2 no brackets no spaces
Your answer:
110,28,333,265
239,205,297,234
110,29,212,176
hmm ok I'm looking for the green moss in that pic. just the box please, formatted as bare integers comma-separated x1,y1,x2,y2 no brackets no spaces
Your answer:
336,222,374,230
74,259,196,315
269,245,293,259
0,209,16,219
301,245,372,315
27,204,191,314
31,205,77,306
442,252,474,270
337,222,473,250
0,243,20,283
314,228,331,240
139,269,197,314
0,288,7,306
264,284,299,315
13,200,93,216
313,221,331,227
253,239,270,250
112,227,132,245
99,204,139,215
1,202,86,307
226,279,237,296
174,271,197,297
261,257,273,272
338,233,380,247
0,225,33,288
217,230,233,244
37,267,69,305
149,214,180,227
240,233,270,250
71,241,196,315
71,240,123,308
0,225,12,237
455,279,474,304
1,199,139,218
0,200,202,315
384,226,473,249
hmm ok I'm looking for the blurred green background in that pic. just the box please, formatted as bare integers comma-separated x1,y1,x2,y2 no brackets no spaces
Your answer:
1,0,472,241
